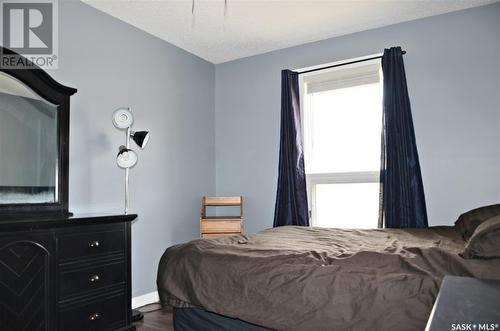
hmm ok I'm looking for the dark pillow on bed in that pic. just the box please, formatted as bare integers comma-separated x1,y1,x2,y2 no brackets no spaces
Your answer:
462,215,500,259
455,204,500,240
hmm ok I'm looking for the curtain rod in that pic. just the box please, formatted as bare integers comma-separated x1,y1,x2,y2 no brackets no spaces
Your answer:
297,50,406,75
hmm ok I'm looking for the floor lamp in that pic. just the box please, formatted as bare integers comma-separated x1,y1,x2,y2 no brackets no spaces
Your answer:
112,107,150,322
112,107,150,214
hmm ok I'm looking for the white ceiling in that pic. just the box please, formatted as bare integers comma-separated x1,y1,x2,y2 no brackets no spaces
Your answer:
82,0,497,64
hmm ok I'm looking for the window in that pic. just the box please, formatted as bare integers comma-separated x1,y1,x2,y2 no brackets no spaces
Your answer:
301,59,383,229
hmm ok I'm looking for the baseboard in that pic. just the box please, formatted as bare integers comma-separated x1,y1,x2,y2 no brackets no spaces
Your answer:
132,291,160,309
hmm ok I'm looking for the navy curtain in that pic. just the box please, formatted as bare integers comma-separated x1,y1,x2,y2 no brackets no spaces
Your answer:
273,70,309,227
379,47,428,228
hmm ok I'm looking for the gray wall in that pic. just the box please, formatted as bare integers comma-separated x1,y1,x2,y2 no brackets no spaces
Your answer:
215,3,500,233
49,0,215,297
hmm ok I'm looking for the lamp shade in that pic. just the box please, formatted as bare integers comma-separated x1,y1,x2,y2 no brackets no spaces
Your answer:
116,146,138,168
131,131,150,149
112,108,134,129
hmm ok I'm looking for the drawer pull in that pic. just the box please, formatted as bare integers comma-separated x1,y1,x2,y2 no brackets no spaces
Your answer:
89,240,100,248
89,274,100,283
89,313,100,321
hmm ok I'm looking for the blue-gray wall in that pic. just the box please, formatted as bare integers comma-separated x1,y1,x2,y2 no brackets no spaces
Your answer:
50,0,215,297
215,3,500,234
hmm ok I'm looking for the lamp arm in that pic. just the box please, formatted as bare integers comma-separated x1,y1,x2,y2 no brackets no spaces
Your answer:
125,126,131,214
126,127,131,149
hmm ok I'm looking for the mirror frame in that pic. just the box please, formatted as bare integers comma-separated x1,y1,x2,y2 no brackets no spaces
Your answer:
0,47,77,218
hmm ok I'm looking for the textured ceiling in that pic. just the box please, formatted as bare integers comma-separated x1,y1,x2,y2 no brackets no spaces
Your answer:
82,0,497,64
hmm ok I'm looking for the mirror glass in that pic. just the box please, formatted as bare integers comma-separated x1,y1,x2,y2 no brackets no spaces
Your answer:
0,71,58,204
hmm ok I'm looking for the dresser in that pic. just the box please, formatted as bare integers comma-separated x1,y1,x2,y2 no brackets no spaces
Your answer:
0,214,137,331
425,276,500,331
0,48,137,331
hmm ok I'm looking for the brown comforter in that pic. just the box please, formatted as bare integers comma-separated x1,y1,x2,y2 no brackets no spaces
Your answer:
157,226,500,331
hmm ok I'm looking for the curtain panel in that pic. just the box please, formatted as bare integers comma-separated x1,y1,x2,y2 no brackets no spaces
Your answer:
273,70,309,227
379,47,428,228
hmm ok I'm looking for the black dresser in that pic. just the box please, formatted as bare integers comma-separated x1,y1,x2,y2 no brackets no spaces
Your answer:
0,48,138,330
0,214,137,331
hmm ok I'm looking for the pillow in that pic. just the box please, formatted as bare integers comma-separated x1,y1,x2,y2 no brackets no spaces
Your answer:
462,215,500,259
454,204,500,240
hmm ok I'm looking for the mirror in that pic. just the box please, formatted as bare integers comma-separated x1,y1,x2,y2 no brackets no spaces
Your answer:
0,71,58,204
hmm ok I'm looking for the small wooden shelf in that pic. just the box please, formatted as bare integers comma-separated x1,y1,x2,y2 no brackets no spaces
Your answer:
200,196,243,238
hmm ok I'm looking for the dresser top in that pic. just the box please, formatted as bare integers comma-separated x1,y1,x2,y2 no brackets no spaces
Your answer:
425,276,500,331
0,213,138,231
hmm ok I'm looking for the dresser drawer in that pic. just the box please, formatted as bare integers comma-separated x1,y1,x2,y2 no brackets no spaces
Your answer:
200,220,242,234
59,261,126,299
58,226,125,262
59,292,127,331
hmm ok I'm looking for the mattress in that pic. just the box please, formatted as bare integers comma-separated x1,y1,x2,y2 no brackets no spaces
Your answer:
157,226,500,331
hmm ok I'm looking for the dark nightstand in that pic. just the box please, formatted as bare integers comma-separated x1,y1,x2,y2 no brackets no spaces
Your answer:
425,276,500,331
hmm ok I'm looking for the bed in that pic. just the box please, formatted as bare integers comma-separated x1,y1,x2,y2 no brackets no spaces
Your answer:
157,224,500,331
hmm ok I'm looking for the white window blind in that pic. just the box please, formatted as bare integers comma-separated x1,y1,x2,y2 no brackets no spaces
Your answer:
304,63,380,94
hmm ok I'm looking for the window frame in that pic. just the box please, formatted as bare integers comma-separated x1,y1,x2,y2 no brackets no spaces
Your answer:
298,56,383,228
